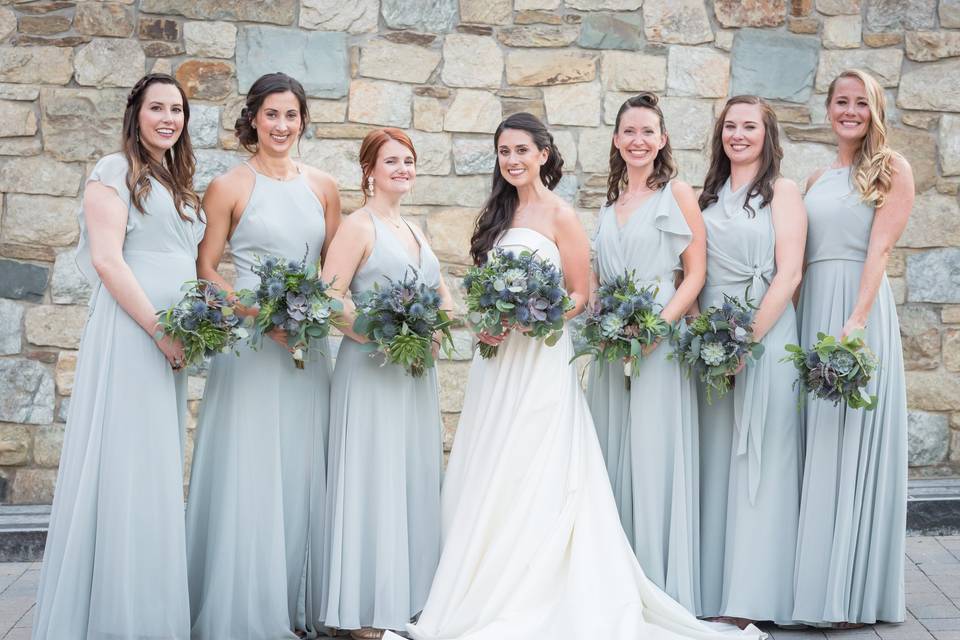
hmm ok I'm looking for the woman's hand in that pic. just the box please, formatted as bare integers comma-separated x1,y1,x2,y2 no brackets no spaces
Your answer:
155,333,186,370
641,339,660,358
478,329,508,346
840,314,866,340
733,355,746,376
267,327,292,351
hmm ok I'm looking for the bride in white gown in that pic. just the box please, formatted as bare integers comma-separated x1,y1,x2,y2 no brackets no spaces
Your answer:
388,113,765,640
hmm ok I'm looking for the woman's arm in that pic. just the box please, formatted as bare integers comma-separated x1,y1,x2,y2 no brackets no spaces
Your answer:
752,178,807,341
195,174,238,294
842,155,915,338
85,181,184,366
305,168,342,262
554,205,592,318
320,213,374,343
661,181,706,324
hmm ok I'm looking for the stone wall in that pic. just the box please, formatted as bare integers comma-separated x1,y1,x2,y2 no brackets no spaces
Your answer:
1,0,960,503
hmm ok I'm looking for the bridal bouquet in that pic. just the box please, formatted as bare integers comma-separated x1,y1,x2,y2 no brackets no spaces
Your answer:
463,248,574,358
782,330,878,410
236,247,341,369
670,294,764,402
352,270,454,377
574,272,671,385
155,280,248,367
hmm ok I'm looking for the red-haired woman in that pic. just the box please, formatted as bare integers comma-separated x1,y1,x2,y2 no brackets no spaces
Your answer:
315,128,454,639
33,73,202,639
185,72,341,639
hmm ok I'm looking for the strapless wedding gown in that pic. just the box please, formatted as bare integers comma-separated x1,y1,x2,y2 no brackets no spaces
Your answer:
387,228,765,640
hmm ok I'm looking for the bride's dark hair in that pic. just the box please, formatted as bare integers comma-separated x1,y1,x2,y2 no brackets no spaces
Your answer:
469,112,564,266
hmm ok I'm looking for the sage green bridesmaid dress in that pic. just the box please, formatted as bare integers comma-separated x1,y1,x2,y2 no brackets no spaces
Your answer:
317,211,443,633
697,180,801,625
793,166,907,625
585,183,701,614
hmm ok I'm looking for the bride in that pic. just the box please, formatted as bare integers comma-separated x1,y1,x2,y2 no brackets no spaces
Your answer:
387,113,764,640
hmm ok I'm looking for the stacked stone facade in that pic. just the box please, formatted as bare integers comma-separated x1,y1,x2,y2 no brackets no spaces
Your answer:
1,0,959,503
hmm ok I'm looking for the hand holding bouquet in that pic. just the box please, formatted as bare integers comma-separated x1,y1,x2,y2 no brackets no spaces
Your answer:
463,248,574,358
782,330,878,410
670,294,764,402
574,272,671,383
155,280,248,368
236,247,341,369
352,270,454,377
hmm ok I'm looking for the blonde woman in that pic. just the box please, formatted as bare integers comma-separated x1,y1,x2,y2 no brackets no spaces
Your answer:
792,69,914,627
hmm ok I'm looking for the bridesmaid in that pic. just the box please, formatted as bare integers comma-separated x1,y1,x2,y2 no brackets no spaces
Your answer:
696,96,805,626
33,73,201,639
585,92,707,613
317,129,453,639
185,72,341,639
793,69,913,626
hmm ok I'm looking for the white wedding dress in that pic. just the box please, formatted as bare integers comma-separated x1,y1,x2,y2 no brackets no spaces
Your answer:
387,228,765,640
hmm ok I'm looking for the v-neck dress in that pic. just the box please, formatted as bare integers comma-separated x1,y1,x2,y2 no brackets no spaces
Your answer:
585,182,701,614
185,163,331,638
792,166,907,625
697,180,801,624
317,211,445,632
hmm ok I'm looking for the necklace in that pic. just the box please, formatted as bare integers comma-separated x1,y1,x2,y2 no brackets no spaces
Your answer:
368,205,403,229
252,157,297,181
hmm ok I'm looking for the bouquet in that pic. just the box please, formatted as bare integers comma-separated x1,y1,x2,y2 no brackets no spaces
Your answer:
670,294,764,402
781,330,878,410
352,270,454,377
155,280,248,367
574,272,672,386
236,247,341,369
463,248,574,358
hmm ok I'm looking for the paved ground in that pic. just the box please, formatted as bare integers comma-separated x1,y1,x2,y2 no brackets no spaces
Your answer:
2,537,960,639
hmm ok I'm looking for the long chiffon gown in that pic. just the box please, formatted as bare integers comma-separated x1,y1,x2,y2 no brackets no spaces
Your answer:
697,181,800,624
33,153,202,639
585,184,701,613
392,227,762,640
185,163,331,638
318,212,443,633
792,166,907,625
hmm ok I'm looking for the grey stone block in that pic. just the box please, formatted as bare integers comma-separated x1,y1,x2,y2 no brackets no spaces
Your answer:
731,28,819,103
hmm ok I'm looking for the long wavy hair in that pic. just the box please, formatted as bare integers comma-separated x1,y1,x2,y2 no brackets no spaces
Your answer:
827,68,897,208
699,95,782,216
234,72,310,154
606,92,677,207
469,113,564,266
121,73,199,221
358,128,417,204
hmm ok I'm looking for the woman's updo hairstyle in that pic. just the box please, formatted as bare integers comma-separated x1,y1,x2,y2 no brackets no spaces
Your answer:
469,112,564,265
234,72,310,153
606,92,677,207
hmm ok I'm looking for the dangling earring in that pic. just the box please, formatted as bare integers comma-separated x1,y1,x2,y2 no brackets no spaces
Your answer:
367,176,374,197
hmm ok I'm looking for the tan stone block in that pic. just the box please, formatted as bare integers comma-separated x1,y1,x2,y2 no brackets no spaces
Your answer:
0,424,31,466
310,124,377,139
298,138,362,190
25,306,88,349
184,21,237,59
32,424,64,468
427,208,477,265
442,33,503,90
902,111,939,130
140,0,295,23
307,99,347,124
505,50,597,87
822,15,861,49
0,85,40,102
0,156,83,197
55,350,77,396
0,101,37,139
936,179,959,195
714,0,787,27
816,48,903,93
791,0,813,15
566,0,641,8
578,126,615,173
659,97,713,150
359,40,441,84
899,59,960,112
667,46,729,97
889,276,905,304
787,16,820,33
0,8,14,40
552,129,577,170
443,89,501,134
816,0,860,13
905,31,960,63
908,370,960,411
405,176,488,207
299,0,378,33
714,30,736,51
40,87,126,163
439,361,471,412
515,10,563,24
943,306,960,324
407,131,451,175
151,59,174,76
674,149,709,187
175,60,235,101
898,190,960,249
771,103,811,124
887,126,937,192
602,91,634,125
9,468,57,504
18,14,71,35
414,96,445,132
642,0,713,45
544,82,602,127
0,46,73,85
74,2,134,37
888,249,906,277
459,0,512,25
74,38,145,88
348,79,412,127
943,114,960,177
496,25,580,48
441,412,458,452
944,329,960,373
943,0,960,28
515,0,560,9
900,304,941,370
600,51,667,92
862,31,903,47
